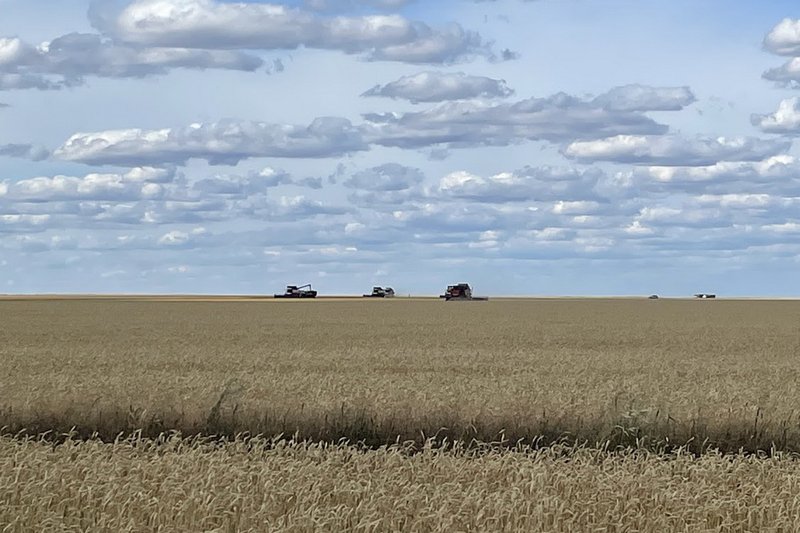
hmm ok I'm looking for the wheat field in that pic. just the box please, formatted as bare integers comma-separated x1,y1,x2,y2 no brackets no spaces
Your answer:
3,298,800,450
3,297,800,530
4,436,800,532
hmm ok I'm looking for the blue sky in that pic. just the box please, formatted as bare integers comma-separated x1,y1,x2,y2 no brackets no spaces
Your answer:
2,0,800,296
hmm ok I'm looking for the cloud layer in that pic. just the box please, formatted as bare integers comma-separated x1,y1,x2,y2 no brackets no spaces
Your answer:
1,1,799,295
54,84,696,165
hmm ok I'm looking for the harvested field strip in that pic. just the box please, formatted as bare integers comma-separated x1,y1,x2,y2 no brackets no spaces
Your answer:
3,436,800,532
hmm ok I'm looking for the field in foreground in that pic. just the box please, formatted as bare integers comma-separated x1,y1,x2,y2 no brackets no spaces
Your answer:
3,435,800,532
3,298,800,531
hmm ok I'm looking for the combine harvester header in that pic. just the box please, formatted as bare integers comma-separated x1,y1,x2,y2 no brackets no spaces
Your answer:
440,283,488,301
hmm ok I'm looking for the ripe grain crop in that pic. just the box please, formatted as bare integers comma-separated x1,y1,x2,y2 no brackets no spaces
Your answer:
2,298,800,452
3,435,800,532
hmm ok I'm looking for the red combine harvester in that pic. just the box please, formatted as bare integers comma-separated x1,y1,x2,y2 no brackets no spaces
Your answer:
439,283,488,301
275,284,318,298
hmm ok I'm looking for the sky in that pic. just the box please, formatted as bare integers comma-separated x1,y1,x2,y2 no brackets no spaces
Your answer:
2,0,800,296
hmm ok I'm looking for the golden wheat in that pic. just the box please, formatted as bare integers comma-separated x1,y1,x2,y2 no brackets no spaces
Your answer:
2,298,799,450
3,435,800,532
4,298,800,531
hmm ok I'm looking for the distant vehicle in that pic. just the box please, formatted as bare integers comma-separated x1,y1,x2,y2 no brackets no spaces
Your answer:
363,287,395,298
694,293,716,299
275,284,318,298
439,283,488,301
648,294,660,299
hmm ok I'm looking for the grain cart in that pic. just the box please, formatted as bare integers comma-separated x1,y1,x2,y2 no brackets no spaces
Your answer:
275,284,318,298
439,283,488,301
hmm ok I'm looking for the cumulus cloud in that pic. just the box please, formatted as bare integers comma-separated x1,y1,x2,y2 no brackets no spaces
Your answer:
305,0,415,11
762,58,800,88
91,0,496,64
364,90,672,149
563,135,790,166
761,19,800,90
191,167,320,197
55,84,692,165
752,97,800,134
124,166,176,183
367,24,492,64
0,143,50,161
238,191,335,222
344,163,424,190
764,18,800,56
362,71,514,103
437,166,606,202
0,34,263,90
1,167,173,202
158,227,207,247
628,156,800,195
0,214,51,233
591,84,695,112
632,205,725,229
55,118,367,165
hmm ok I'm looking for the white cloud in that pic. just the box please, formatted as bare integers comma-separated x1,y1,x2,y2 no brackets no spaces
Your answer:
55,118,367,165
92,0,496,64
0,214,50,225
192,168,293,197
591,84,695,112
762,58,800,88
437,166,605,202
158,230,190,245
362,71,514,103
752,97,800,134
157,226,206,246
344,163,423,190
0,33,264,90
628,155,800,194
764,18,800,56
54,85,687,166
551,200,602,215
2,169,175,202
364,90,672,149
563,135,790,166
123,166,176,183
305,0,415,11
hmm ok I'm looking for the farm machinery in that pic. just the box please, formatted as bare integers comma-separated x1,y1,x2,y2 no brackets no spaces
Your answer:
439,283,488,301
363,286,396,298
275,284,318,298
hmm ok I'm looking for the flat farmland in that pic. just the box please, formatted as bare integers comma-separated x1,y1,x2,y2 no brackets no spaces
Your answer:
4,298,800,531
2,298,800,449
